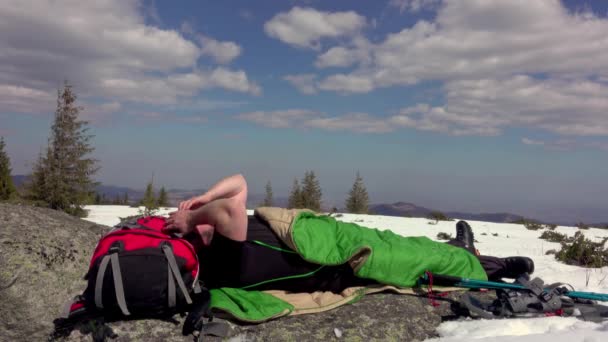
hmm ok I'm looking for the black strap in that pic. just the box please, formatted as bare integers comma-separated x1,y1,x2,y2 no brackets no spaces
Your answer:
183,290,212,336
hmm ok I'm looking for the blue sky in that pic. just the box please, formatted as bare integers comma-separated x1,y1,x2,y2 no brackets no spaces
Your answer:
1,0,608,222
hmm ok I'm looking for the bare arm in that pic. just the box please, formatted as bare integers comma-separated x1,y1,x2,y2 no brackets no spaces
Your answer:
179,174,248,211
188,196,248,242
165,174,248,243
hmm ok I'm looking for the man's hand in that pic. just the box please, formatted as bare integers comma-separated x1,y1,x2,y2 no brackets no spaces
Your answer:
163,210,194,235
179,195,208,211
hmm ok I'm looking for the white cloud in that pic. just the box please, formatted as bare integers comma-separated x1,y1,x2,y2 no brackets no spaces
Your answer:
238,72,608,139
208,68,261,95
304,113,393,133
99,101,122,113
180,21,196,35
391,76,608,136
315,46,360,68
181,20,243,64
388,0,441,13
521,137,608,152
175,116,208,124
100,68,261,105
283,74,318,94
522,138,545,146
318,74,375,93
236,109,322,128
238,109,395,134
315,1,608,91
79,101,123,124
199,35,242,64
166,98,248,112
0,0,258,115
123,111,209,125
287,0,608,138
264,7,366,49
0,84,55,114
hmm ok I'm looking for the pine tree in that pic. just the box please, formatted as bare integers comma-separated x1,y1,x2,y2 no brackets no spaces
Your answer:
345,171,369,214
112,194,121,205
27,148,50,204
287,178,302,209
84,190,96,205
428,211,451,224
157,186,169,207
122,192,129,205
262,181,274,207
301,170,322,211
27,81,98,216
0,137,16,200
141,179,158,215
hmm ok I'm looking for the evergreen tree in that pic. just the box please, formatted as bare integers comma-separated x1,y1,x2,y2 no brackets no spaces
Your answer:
287,178,302,209
27,81,98,216
301,170,322,211
112,194,121,205
122,192,129,205
94,192,101,205
157,186,169,207
141,179,158,215
345,171,369,214
84,190,96,205
428,211,451,224
27,148,50,204
0,137,16,200
262,181,274,207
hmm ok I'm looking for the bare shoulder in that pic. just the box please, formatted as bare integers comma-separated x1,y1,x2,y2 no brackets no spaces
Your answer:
220,196,248,241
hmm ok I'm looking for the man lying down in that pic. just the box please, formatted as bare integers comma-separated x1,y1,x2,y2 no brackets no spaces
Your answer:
163,174,534,321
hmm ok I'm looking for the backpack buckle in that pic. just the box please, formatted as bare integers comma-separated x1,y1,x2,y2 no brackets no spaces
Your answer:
109,241,124,254
160,241,172,250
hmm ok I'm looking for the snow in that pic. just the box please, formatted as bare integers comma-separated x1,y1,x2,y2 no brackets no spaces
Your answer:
82,205,608,341
432,317,608,341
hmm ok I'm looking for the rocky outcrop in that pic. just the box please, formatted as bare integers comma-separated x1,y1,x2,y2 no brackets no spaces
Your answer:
0,203,106,341
0,203,477,341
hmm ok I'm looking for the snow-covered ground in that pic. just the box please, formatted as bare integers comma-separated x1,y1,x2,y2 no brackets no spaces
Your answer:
83,205,608,341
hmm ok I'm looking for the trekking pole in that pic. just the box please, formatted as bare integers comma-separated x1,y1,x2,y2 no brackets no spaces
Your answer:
419,273,608,302
563,291,608,302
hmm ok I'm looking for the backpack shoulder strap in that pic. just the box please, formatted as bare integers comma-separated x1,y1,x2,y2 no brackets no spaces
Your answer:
162,243,193,305
94,245,130,316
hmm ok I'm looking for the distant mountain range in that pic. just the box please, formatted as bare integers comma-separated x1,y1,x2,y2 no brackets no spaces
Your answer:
368,201,525,224
11,175,606,226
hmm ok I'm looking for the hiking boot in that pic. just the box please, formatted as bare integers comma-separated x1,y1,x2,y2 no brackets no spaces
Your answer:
456,220,475,251
501,257,535,278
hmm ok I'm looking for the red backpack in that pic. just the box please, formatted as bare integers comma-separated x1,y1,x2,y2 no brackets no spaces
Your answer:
55,216,212,339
